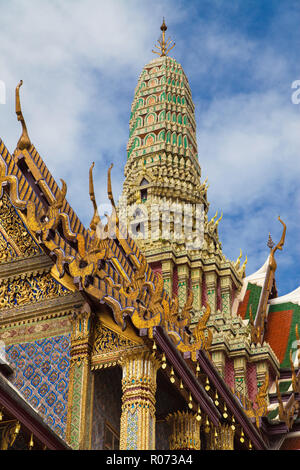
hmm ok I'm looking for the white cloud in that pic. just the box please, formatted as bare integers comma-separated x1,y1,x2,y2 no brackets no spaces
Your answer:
199,90,300,212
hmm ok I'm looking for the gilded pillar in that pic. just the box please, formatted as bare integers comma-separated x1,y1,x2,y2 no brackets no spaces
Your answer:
161,260,173,296
66,303,95,450
191,267,202,312
166,411,201,450
207,424,235,450
205,272,217,315
234,356,247,396
256,362,268,389
212,350,226,379
220,276,232,317
178,264,189,308
119,351,160,450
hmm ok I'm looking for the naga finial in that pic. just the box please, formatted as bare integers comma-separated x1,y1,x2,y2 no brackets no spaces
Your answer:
214,211,223,229
107,164,119,226
52,179,67,210
152,19,175,57
240,255,248,276
89,162,100,232
235,249,243,269
209,210,218,225
269,216,286,272
15,80,31,151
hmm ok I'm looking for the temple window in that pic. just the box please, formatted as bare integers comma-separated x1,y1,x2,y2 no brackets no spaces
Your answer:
140,189,147,202
139,180,149,203
166,131,171,143
178,134,182,147
172,132,177,145
178,114,182,124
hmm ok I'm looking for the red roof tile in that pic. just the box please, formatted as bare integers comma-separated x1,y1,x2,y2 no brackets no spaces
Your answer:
264,310,293,363
237,289,250,319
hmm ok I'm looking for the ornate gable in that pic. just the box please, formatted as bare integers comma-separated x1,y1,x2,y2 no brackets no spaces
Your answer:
0,191,40,262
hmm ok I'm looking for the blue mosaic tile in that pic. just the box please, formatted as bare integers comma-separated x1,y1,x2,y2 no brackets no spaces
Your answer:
6,334,70,439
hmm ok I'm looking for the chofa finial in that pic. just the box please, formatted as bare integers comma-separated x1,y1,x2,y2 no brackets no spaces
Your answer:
269,216,286,272
15,80,31,151
152,19,175,57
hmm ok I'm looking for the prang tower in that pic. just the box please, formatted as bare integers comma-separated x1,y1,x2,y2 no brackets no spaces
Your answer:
119,21,280,398
120,20,246,321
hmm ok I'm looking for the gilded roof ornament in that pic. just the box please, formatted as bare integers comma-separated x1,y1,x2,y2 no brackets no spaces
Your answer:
152,19,175,57
107,163,118,226
269,216,286,272
89,162,100,232
15,80,31,151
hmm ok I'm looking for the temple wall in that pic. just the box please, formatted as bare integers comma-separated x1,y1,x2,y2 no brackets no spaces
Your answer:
4,333,71,439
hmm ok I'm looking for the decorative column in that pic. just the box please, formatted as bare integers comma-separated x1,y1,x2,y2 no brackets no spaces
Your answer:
119,351,160,450
166,411,201,450
208,424,235,450
178,264,189,308
161,260,173,296
191,267,202,312
205,272,217,315
66,303,95,450
211,351,226,379
234,356,247,396
256,361,269,390
220,276,233,317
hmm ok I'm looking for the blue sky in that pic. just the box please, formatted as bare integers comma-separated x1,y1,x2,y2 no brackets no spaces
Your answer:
0,0,299,296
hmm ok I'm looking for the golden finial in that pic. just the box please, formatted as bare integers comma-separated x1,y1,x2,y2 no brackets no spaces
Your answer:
107,163,119,226
240,254,248,277
89,162,100,232
16,80,31,151
235,249,243,269
269,216,286,272
152,19,175,57
214,211,223,229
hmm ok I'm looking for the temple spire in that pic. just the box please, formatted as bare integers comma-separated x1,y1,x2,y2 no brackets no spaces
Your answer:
152,18,175,57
